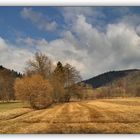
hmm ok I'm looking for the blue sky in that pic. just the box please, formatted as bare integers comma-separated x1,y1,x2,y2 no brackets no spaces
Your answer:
0,7,139,42
0,7,63,42
0,7,140,79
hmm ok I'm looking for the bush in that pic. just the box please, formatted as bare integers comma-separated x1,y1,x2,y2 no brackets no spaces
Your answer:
14,74,53,109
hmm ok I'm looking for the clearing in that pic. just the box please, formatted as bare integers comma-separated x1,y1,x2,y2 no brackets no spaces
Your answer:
0,97,140,134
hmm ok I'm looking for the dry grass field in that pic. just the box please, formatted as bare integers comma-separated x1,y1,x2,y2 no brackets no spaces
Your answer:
0,98,140,134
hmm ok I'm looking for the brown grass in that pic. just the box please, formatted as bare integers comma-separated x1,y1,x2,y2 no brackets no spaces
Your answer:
0,97,140,134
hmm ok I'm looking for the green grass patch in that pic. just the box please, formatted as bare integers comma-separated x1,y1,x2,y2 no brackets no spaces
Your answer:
0,101,29,112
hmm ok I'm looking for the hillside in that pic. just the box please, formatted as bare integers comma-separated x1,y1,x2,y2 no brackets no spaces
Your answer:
0,65,21,77
0,98,140,134
83,69,140,88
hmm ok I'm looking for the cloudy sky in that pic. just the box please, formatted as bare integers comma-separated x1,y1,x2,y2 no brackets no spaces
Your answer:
0,7,140,79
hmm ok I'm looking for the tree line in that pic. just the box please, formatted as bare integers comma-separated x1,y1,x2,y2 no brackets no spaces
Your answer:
85,71,140,99
14,52,86,109
0,66,22,102
1,52,139,108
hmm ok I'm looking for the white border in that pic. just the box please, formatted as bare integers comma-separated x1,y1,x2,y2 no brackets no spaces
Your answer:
0,0,140,6
0,134,140,140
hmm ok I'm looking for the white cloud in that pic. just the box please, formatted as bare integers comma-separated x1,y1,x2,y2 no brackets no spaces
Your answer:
2,8,140,80
16,37,48,48
0,37,7,50
0,37,33,73
61,7,105,23
21,8,57,31
15,14,140,79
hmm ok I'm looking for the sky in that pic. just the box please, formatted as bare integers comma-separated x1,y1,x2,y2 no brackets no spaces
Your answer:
0,6,140,80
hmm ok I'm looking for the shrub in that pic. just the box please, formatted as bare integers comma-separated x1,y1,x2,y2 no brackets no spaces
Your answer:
14,74,53,109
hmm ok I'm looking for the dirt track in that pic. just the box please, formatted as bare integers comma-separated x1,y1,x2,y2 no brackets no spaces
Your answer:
0,98,140,134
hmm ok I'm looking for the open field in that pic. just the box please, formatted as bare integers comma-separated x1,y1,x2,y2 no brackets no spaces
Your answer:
0,98,140,134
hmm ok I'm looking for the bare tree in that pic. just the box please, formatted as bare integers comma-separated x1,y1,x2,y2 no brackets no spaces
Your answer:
25,52,53,79
63,63,82,101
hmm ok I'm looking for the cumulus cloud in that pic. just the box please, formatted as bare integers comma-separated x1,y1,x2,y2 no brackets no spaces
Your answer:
71,15,140,77
2,7,140,80
16,14,140,79
61,7,106,30
0,37,33,73
16,37,48,48
21,8,57,31
32,14,140,79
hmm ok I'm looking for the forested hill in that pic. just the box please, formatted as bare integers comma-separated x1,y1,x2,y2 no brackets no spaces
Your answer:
83,69,140,88
0,65,22,78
